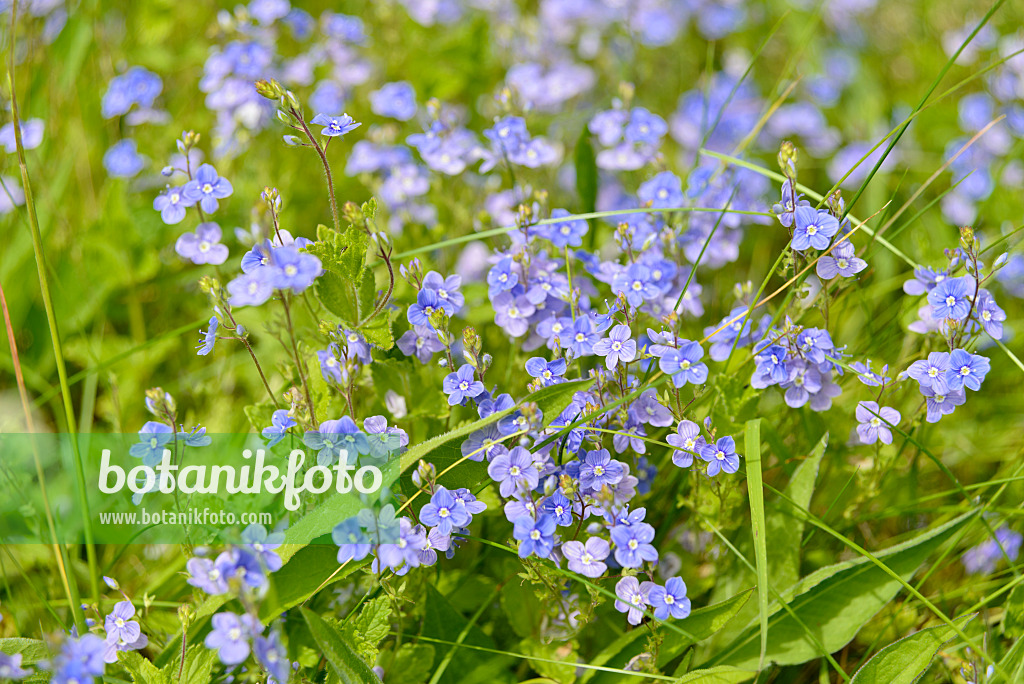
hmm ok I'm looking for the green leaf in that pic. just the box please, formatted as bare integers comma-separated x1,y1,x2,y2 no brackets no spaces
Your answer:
359,308,396,350
385,644,436,684
283,455,402,547
0,638,49,663
992,636,1024,684
528,377,594,427
673,666,757,683
583,589,753,684
301,606,383,684
1004,583,1024,638
120,651,171,684
849,614,975,684
420,584,508,684
705,512,977,670
744,418,769,671
162,644,217,684
316,270,361,325
341,595,393,663
767,432,829,592
574,129,597,215
399,408,514,472
258,544,367,622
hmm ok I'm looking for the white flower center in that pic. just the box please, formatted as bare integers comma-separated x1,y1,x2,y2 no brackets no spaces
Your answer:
202,183,213,193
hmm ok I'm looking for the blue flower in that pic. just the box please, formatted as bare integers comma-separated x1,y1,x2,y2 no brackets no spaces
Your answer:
540,491,574,526
333,517,372,563
183,164,233,213
226,272,274,307
204,612,261,666
567,316,599,357
855,401,901,445
422,270,464,313
920,386,967,423
177,425,212,447
487,446,538,497
310,112,361,137
397,325,445,363
927,276,973,320
562,537,610,578
816,240,867,279
261,410,296,447
791,206,840,251
487,256,519,296
103,139,145,178
48,633,107,684
442,365,485,405
153,185,193,224
655,340,708,387
102,66,162,118
624,107,667,145
370,81,417,121
579,448,625,492
667,420,704,468
186,557,228,595
614,576,654,625
611,522,659,568
129,421,173,465
253,631,290,683
513,514,556,559
0,652,31,680
545,208,588,248
977,291,1006,339
612,263,658,308
304,416,368,466
268,245,321,292
772,180,809,227
241,523,284,572
906,351,951,395
638,170,684,208
699,436,741,477
420,486,470,536
407,288,445,328
103,600,141,645
177,222,229,265
592,324,637,370
945,349,990,391
525,357,567,386
648,577,691,620
196,316,218,356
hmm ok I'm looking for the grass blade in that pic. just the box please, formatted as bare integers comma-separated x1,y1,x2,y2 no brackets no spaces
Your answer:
744,419,769,671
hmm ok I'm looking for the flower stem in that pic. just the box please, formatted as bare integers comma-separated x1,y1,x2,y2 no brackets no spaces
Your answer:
291,106,340,232
281,293,318,428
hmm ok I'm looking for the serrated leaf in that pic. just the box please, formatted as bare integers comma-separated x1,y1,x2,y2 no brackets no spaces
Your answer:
0,638,49,663
162,644,217,684
584,589,754,684
301,607,382,684
850,614,975,684
385,644,435,684
705,511,977,670
316,270,361,325
359,309,395,350
121,650,171,684
341,595,393,663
